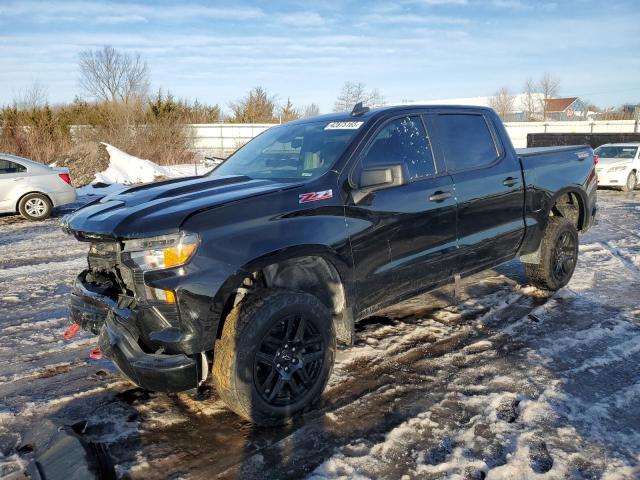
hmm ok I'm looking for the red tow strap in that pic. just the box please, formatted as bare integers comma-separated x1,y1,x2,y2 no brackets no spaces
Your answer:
63,323,81,340
89,348,103,360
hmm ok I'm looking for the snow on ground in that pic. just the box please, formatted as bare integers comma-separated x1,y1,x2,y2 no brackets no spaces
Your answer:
1,190,640,479
76,143,212,197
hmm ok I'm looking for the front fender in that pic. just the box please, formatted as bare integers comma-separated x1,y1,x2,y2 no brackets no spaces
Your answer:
145,189,354,353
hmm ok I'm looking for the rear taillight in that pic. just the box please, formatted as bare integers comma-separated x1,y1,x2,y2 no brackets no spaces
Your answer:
593,155,599,165
58,173,72,185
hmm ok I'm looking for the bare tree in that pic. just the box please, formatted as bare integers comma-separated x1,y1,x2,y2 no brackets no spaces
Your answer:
367,88,386,108
13,80,48,110
333,81,386,112
79,46,150,103
228,86,277,123
279,98,301,123
538,73,560,120
489,86,515,119
302,103,321,118
520,78,538,121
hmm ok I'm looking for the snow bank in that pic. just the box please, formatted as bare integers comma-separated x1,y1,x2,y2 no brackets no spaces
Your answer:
95,143,183,185
76,143,210,197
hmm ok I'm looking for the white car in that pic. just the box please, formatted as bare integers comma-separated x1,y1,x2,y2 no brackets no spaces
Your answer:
594,143,639,191
0,153,77,220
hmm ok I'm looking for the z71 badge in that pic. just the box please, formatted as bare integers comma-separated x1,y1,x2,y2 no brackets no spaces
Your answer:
299,189,333,203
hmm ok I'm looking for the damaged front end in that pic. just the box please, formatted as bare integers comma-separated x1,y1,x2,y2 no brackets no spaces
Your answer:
68,232,209,393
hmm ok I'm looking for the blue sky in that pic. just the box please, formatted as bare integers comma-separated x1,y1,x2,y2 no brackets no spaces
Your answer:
1,0,639,113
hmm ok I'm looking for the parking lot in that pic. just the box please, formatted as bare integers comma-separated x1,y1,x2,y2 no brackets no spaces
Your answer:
1,189,639,479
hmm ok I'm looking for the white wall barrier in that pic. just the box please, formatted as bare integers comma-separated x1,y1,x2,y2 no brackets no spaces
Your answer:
185,120,639,156
185,123,275,157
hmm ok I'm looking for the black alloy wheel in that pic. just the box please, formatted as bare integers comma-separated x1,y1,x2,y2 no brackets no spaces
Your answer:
212,289,335,425
253,314,324,407
552,230,577,284
524,217,579,291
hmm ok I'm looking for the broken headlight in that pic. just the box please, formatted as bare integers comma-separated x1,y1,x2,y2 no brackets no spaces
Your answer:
124,232,199,272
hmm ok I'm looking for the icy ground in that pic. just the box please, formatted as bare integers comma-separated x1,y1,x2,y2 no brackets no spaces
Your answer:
1,190,640,479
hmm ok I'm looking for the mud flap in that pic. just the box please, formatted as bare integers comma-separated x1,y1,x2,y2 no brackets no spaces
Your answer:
24,420,115,480
453,274,461,300
334,307,355,345
520,247,542,265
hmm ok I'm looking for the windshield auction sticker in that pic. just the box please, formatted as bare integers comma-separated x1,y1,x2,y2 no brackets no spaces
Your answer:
324,121,364,130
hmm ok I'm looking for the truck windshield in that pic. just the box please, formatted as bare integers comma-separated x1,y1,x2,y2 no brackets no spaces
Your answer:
209,120,362,182
594,146,638,159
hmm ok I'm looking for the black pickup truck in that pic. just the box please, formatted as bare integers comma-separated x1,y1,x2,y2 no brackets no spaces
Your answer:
63,104,597,425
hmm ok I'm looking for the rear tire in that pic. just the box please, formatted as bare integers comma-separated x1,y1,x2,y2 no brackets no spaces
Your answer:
18,193,52,221
524,217,579,291
212,289,335,426
621,171,637,192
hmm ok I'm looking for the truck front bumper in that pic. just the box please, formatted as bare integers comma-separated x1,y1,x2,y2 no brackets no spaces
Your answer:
99,313,199,392
69,274,200,393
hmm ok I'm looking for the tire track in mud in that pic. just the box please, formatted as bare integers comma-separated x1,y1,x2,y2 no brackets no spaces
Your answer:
4,191,640,479
212,291,552,480
123,284,551,479
598,240,640,276
598,217,640,242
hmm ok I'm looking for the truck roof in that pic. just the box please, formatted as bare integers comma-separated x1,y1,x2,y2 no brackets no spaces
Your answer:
287,104,495,126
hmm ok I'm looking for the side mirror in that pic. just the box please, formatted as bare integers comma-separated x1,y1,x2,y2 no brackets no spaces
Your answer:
353,164,408,203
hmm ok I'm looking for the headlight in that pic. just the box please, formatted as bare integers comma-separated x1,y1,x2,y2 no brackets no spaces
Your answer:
608,166,628,172
124,232,199,271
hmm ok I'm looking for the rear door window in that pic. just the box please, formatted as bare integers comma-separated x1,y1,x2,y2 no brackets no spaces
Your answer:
362,115,435,180
436,114,499,172
0,159,26,174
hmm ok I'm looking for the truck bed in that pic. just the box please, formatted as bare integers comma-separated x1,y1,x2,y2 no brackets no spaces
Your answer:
516,145,591,158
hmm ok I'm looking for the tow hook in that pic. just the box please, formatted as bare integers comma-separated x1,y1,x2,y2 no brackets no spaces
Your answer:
89,348,103,360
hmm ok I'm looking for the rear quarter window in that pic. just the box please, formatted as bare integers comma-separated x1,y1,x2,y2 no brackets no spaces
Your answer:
0,159,26,174
436,114,499,172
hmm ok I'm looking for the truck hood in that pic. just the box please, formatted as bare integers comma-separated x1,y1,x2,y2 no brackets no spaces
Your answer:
62,175,298,239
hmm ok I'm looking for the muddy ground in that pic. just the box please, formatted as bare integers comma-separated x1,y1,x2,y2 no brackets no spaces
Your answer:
1,190,639,479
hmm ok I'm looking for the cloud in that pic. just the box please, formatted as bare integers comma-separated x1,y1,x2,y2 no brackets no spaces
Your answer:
0,1,637,110
489,0,557,11
92,15,148,24
0,1,264,23
421,0,468,4
490,0,527,8
280,12,326,28
364,13,470,24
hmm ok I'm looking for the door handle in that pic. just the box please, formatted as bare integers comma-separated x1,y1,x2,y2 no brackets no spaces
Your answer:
429,190,452,202
503,177,519,187
12,178,24,182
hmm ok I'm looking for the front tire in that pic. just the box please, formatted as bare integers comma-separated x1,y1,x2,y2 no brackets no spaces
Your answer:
18,193,52,221
212,289,335,426
621,171,637,192
524,217,579,291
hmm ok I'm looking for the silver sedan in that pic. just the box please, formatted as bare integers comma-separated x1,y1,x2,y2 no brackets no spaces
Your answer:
0,153,77,220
